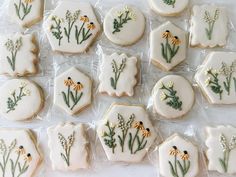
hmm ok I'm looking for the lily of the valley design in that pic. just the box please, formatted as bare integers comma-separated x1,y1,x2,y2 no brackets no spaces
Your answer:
58,131,75,166
168,146,191,177
160,81,182,111
5,37,22,71
113,6,136,34
0,139,32,177
219,133,236,173
102,113,151,154
62,77,83,111
14,0,33,21
110,58,126,90
50,10,96,46
161,30,181,63
205,61,236,100
203,9,220,40
163,0,176,8
7,82,30,113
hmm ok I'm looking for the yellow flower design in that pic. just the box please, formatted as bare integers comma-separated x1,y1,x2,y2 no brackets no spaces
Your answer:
73,82,83,91
15,145,25,155
24,153,32,163
169,146,180,156
162,30,172,39
80,15,89,23
133,121,145,130
142,128,151,137
87,22,95,30
180,151,190,160
171,36,181,45
64,77,74,87
24,0,33,4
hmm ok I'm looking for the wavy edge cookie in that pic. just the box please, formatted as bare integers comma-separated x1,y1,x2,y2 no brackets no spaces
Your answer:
98,53,138,97
47,122,89,171
0,33,39,77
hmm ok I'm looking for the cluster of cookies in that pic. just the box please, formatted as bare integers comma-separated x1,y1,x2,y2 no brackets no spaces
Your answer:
0,0,235,177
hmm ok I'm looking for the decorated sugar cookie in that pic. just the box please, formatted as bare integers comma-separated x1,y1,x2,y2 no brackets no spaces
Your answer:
9,0,44,28
159,134,199,177
190,5,228,48
0,79,44,121
0,33,39,76
47,123,89,171
103,5,145,46
206,125,236,174
152,75,194,119
195,52,236,104
148,0,189,16
54,67,92,115
0,128,42,177
150,21,187,71
98,53,138,97
97,103,156,162
44,1,100,53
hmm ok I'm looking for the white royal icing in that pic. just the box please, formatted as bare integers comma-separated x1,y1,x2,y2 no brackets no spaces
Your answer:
54,67,92,115
152,75,195,119
159,134,199,177
0,33,38,76
195,52,236,104
148,0,189,16
9,0,44,28
44,1,100,53
0,128,42,177
103,5,145,46
99,53,138,97
47,122,89,171
97,103,156,163
150,21,187,71
190,5,228,48
206,125,236,174
0,79,44,121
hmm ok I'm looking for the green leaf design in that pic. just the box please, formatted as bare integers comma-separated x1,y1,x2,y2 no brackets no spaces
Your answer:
177,160,185,176
128,132,132,150
219,158,227,172
168,161,176,177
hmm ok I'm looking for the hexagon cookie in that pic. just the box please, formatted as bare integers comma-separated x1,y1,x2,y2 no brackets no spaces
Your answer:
47,122,89,171
150,21,187,71
0,128,41,177
98,53,138,97
148,0,189,16
54,67,92,115
195,52,236,104
206,125,236,174
97,103,156,163
44,1,100,53
9,0,44,28
103,5,145,46
190,5,228,48
152,75,195,119
159,134,199,177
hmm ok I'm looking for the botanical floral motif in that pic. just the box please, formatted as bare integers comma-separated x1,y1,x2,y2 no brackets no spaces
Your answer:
75,15,96,44
64,10,80,43
161,30,181,63
117,113,135,152
159,81,182,110
5,37,23,71
102,115,151,155
110,58,126,90
50,16,64,46
14,0,33,21
219,61,236,95
0,139,32,177
102,121,117,154
205,61,236,100
163,0,176,8
219,133,236,173
168,146,191,177
205,68,223,100
58,131,75,166
204,9,220,40
7,82,30,113
62,77,83,111
113,6,136,34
